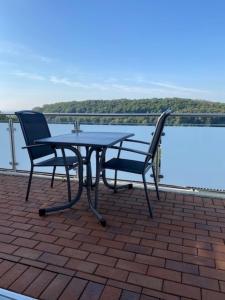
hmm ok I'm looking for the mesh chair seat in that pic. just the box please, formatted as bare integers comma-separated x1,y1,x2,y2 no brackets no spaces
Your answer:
103,158,151,174
35,156,78,167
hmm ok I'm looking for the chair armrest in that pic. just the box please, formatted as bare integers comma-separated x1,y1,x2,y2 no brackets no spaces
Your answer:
124,138,149,145
110,145,152,157
22,144,47,149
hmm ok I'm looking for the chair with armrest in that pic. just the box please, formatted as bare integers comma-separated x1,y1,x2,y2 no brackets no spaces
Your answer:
15,110,78,202
101,109,171,217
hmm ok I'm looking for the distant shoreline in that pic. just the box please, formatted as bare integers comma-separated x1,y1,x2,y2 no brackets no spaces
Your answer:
32,98,225,126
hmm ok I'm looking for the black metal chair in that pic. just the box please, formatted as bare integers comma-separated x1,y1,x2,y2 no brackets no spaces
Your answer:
101,109,171,217
15,110,79,202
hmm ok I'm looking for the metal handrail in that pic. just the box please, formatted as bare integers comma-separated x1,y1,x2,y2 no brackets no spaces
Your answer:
1,112,225,117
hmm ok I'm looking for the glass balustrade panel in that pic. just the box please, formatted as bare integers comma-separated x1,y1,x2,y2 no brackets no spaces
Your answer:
5,119,225,191
0,122,12,169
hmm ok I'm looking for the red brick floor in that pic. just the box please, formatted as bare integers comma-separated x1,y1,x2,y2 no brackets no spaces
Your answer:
0,173,225,299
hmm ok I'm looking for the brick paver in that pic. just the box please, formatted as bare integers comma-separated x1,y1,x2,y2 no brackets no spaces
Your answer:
0,174,225,299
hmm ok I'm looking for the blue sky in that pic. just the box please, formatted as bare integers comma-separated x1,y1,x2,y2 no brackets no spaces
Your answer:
0,0,225,111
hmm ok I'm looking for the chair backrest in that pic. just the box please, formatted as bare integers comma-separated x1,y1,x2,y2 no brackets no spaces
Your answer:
15,110,55,161
145,109,171,164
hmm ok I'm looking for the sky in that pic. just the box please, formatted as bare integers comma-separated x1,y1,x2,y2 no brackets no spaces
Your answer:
0,0,225,111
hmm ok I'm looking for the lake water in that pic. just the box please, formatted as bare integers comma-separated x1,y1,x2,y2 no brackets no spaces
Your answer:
1,122,225,190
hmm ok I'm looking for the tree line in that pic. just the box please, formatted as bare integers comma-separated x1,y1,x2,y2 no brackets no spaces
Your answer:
1,98,225,126
33,98,225,126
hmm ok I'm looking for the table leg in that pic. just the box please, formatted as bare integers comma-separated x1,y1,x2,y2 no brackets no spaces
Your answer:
39,146,83,216
94,149,100,209
86,147,106,227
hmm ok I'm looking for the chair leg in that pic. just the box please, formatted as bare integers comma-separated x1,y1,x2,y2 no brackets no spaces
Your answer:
142,173,153,217
152,166,160,201
51,166,56,188
102,169,133,191
113,170,118,193
90,162,94,190
65,166,71,202
26,165,34,201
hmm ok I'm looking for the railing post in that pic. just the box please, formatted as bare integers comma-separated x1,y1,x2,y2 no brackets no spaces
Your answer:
151,132,164,183
7,118,18,171
72,120,82,133
71,120,82,178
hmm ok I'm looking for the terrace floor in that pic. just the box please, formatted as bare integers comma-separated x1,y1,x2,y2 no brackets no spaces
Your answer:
0,173,225,300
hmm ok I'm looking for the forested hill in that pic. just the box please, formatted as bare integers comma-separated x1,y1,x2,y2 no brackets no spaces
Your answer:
34,98,225,126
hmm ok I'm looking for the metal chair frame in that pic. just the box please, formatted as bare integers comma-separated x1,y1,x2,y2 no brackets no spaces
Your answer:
15,110,79,202
101,109,171,217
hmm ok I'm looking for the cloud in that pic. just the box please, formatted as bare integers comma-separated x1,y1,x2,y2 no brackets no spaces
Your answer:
49,76,109,91
109,83,158,93
148,81,208,93
32,54,52,63
133,77,207,94
89,83,108,91
48,75,209,97
0,41,52,63
10,69,210,100
0,60,16,66
49,76,144,92
12,71,45,81
49,76,89,88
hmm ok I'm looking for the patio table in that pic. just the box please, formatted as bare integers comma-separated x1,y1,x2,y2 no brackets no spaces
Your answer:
35,131,133,226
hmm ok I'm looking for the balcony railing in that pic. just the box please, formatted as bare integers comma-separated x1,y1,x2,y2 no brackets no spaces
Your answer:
1,112,225,195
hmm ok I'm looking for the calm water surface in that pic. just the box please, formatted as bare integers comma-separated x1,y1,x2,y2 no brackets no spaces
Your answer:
1,122,225,190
